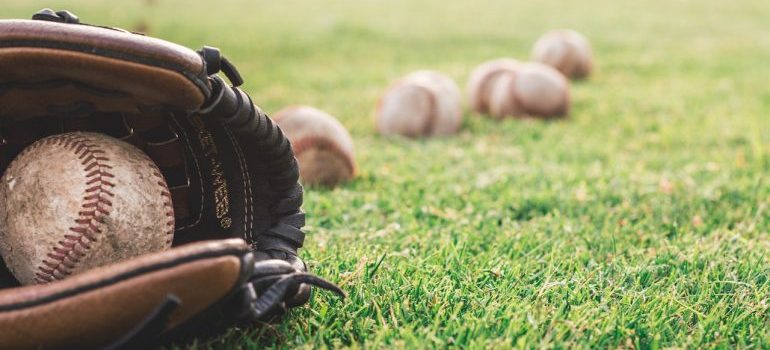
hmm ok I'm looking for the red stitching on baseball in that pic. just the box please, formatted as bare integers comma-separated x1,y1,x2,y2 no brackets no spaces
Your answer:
32,134,115,284
149,167,175,246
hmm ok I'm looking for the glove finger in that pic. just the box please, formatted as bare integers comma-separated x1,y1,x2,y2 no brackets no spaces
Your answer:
250,273,345,319
287,274,346,299
285,273,347,307
251,274,343,301
285,283,311,308
251,275,297,319
250,275,283,291
252,259,296,279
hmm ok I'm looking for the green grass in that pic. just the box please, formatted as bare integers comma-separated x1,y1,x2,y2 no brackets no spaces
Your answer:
6,0,770,348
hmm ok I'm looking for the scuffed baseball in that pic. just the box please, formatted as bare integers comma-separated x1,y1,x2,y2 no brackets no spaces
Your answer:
532,29,593,79
0,132,174,285
466,58,521,116
488,62,570,119
376,70,463,137
273,106,356,187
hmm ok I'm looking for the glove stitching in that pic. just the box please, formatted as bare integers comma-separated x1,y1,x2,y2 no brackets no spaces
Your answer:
34,134,115,283
222,123,254,241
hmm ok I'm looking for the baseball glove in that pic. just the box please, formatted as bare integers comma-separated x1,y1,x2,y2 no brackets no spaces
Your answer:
0,9,343,349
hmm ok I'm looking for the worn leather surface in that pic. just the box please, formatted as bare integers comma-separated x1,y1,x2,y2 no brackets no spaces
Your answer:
0,20,208,122
0,12,322,346
0,239,248,349
0,20,205,83
0,48,205,121
0,19,205,67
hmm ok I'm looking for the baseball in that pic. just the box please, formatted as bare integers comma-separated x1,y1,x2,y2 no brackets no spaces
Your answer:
532,29,593,79
376,70,463,137
274,106,356,187
487,62,570,119
466,58,521,116
0,132,174,285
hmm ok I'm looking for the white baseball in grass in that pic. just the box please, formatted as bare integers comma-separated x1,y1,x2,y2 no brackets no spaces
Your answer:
376,70,463,138
487,62,570,119
274,106,356,187
466,58,521,116
532,29,593,79
0,132,174,285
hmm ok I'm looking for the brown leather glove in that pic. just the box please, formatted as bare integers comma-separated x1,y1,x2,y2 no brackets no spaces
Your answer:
0,9,343,349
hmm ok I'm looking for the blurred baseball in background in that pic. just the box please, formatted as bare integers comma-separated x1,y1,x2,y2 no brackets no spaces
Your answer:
486,62,570,119
532,29,593,80
466,58,521,116
274,106,356,188
376,70,463,138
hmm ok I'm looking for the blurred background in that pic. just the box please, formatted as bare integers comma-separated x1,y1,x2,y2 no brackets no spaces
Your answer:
5,0,769,135
3,0,770,348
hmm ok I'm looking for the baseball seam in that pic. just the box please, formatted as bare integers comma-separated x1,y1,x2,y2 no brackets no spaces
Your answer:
488,71,519,119
291,136,356,176
410,83,439,136
554,34,574,77
148,161,175,247
33,134,115,283
376,80,437,137
478,69,503,114
508,72,524,118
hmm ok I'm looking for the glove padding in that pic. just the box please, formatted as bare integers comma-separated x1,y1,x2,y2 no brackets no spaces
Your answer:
0,239,250,349
0,9,343,349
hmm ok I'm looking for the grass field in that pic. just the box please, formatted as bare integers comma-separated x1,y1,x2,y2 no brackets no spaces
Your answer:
6,0,770,348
